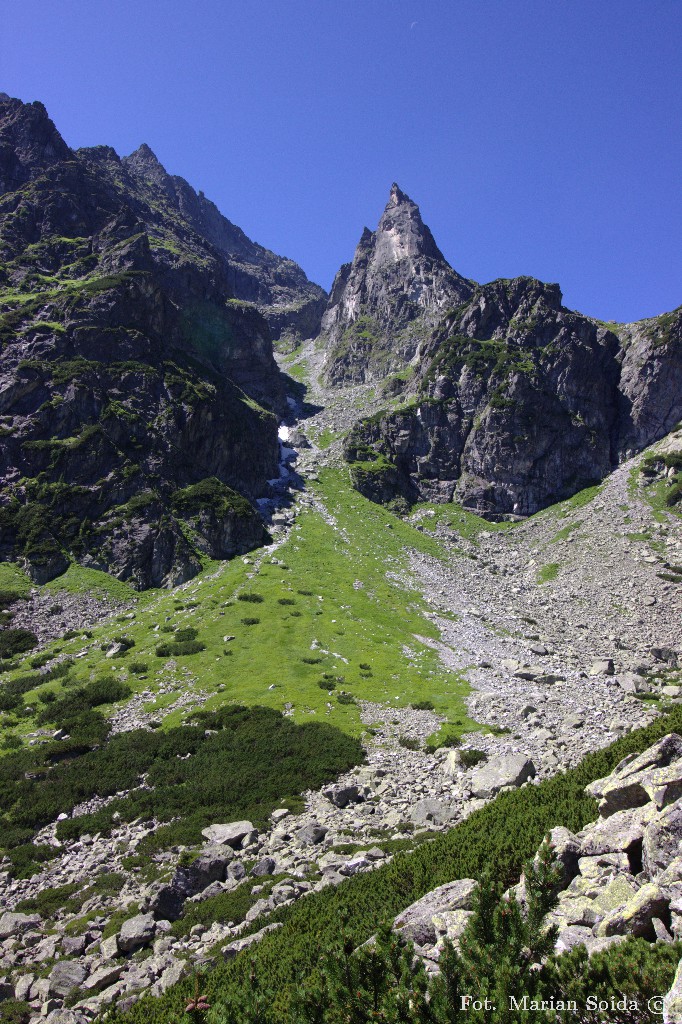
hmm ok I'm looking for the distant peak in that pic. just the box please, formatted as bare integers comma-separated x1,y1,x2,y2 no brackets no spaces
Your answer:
388,182,411,205
126,142,163,167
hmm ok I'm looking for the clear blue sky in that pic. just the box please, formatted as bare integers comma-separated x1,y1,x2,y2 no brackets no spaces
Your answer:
3,0,681,321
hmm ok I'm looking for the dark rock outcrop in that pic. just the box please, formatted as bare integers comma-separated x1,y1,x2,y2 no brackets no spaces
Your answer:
0,94,300,587
342,252,681,516
321,183,473,383
119,142,327,340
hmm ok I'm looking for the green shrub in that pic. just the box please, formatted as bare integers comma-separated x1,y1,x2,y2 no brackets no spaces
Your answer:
238,593,264,603
156,640,206,656
15,882,81,918
0,628,37,659
174,627,199,642
278,598,296,606
410,700,435,711
398,735,420,751
458,749,488,768
337,692,355,705
128,661,149,674
240,618,260,627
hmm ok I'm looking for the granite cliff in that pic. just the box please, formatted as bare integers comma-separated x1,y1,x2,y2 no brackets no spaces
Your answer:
0,95,324,587
336,191,681,516
321,183,474,384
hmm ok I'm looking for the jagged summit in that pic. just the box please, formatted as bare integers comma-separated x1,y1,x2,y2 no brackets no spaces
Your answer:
320,184,473,383
0,93,71,193
373,182,445,265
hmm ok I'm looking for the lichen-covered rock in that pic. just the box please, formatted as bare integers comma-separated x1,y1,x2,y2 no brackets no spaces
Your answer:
470,753,535,798
595,883,669,939
393,879,477,946
117,913,156,953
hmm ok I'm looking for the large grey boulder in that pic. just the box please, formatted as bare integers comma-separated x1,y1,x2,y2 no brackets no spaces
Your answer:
48,961,89,998
470,754,535,799
393,879,478,946
643,799,682,879
0,912,41,940
410,799,457,827
296,823,328,846
117,913,156,953
201,821,255,848
579,803,658,857
595,883,669,940
322,784,367,808
586,734,682,816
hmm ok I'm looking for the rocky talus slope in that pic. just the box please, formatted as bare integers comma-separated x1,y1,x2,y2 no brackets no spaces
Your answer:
0,95,327,587
320,183,473,384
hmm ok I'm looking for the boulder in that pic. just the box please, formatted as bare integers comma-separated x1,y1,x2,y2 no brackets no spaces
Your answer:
48,961,89,998
470,754,535,799
118,913,156,953
433,909,473,948
251,857,277,877
393,879,478,946
411,798,457,826
579,803,658,857
595,883,669,939
99,934,120,960
201,821,255,848
322,784,367,808
587,734,682,806
0,912,41,940
82,964,123,993
222,922,283,960
589,659,615,676
643,799,682,879
296,823,328,846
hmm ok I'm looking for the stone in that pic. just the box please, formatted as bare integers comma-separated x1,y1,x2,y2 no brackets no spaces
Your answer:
117,913,156,953
554,925,594,954
616,672,647,694
222,922,283,960
61,935,87,956
589,659,615,676
643,799,682,879
0,912,41,940
410,799,457,826
83,963,123,993
48,961,89,998
322,784,367,808
251,857,277,877
579,803,658,857
432,909,473,948
296,823,328,846
393,879,477,946
595,882,669,939
150,957,187,997
470,754,535,799
201,821,255,848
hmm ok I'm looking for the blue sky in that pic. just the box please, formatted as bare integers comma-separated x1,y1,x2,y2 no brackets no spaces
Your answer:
3,0,681,321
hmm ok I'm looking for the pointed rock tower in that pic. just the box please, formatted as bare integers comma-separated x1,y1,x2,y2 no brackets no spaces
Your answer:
321,184,474,383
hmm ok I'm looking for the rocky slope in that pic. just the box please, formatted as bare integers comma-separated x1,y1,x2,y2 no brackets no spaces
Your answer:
346,284,681,516
320,183,474,384
0,95,326,587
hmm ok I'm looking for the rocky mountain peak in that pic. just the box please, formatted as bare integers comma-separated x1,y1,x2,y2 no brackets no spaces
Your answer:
320,185,474,383
373,182,444,264
0,94,72,194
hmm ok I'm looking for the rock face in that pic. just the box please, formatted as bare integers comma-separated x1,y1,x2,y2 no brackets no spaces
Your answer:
332,190,681,516
121,143,327,341
0,95,319,587
321,184,473,384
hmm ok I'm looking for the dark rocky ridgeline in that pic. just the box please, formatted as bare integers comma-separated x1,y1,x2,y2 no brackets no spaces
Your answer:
0,94,313,587
119,143,327,341
320,183,474,384
339,207,681,515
